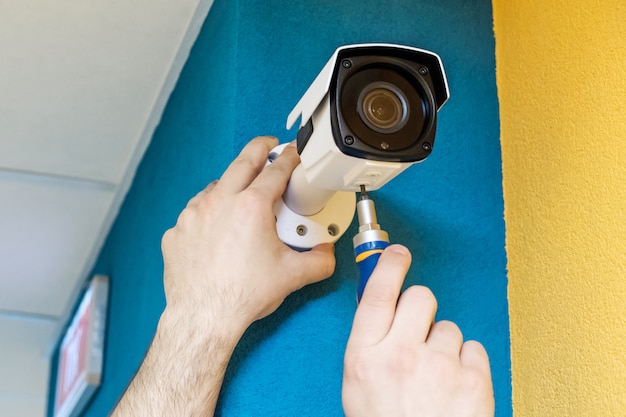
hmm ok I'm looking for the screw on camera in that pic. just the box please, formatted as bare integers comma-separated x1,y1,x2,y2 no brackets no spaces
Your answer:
418,66,428,75
344,136,355,145
342,59,352,69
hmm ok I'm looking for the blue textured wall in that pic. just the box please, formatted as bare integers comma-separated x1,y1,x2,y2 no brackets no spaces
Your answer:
48,0,511,415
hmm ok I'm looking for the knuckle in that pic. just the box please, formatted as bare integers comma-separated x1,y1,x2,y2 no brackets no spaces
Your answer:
362,289,397,311
175,207,195,228
463,366,492,395
429,350,460,377
231,155,257,171
386,343,418,375
161,228,174,250
239,187,267,208
197,189,219,210
344,351,372,382
402,285,437,309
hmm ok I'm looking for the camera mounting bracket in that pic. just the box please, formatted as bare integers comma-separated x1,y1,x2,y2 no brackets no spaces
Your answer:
268,143,356,250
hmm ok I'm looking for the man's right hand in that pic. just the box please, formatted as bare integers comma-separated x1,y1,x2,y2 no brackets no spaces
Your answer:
342,244,495,416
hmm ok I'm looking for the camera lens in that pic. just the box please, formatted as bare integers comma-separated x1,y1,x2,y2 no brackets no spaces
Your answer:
358,82,408,134
338,66,430,152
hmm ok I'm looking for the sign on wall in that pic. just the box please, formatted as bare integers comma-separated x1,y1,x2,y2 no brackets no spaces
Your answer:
54,275,109,417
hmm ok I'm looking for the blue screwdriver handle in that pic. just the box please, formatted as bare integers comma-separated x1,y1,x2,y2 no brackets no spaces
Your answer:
354,239,390,302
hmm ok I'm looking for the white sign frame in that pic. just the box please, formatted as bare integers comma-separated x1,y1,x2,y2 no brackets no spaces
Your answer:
53,275,109,417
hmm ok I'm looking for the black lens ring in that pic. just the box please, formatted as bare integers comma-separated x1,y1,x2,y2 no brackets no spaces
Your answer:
339,66,430,152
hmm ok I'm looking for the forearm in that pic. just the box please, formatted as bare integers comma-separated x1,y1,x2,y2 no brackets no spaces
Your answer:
111,308,245,417
110,137,336,416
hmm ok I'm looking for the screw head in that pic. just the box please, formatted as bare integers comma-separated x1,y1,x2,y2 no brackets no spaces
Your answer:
422,142,432,151
344,136,355,145
342,59,352,69
419,66,428,75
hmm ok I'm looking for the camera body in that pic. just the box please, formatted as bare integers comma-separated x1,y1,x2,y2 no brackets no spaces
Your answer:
287,43,449,192
274,43,449,249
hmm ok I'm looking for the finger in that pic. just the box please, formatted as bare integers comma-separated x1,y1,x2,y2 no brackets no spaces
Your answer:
388,285,438,344
204,179,219,193
285,243,336,290
348,245,411,347
460,340,492,377
425,320,464,356
218,136,278,193
247,142,300,200
186,180,219,208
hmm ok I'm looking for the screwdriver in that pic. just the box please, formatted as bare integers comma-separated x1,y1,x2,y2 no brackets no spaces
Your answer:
353,185,390,303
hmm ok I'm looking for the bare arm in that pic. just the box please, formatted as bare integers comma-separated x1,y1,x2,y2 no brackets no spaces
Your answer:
111,309,244,416
111,137,335,416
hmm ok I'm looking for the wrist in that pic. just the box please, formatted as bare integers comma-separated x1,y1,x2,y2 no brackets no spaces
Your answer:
111,305,246,416
158,305,247,350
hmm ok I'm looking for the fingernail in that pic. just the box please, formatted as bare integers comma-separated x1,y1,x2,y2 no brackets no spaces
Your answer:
387,244,410,256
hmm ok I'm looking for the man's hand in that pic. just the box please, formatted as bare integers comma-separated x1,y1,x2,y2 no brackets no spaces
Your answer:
161,136,336,333
112,136,336,417
342,245,495,417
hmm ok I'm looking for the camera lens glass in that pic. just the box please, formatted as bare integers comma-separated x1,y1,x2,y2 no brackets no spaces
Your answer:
358,82,408,134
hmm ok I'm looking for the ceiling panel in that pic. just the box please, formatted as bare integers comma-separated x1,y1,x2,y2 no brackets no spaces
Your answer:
0,316,55,376
0,314,58,353
0,400,46,417
0,316,55,417
0,0,202,183
0,174,115,317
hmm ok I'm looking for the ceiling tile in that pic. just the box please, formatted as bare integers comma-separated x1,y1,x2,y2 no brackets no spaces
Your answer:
0,399,46,417
0,316,54,415
0,0,201,183
0,175,115,317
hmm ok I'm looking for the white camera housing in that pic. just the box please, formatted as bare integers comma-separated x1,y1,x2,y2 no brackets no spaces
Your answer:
272,43,449,249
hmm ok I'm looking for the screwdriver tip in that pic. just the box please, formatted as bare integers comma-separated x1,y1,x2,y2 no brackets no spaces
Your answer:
359,184,369,200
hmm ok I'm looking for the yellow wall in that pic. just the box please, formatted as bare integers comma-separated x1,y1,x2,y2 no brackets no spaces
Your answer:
493,0,626,415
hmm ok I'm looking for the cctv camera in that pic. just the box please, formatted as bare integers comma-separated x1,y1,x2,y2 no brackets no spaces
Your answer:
271,43,449,249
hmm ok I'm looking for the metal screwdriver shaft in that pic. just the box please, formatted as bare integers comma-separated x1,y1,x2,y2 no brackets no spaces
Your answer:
353,185,390,302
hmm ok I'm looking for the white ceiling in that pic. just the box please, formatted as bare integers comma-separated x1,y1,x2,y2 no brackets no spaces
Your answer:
0,1,214,415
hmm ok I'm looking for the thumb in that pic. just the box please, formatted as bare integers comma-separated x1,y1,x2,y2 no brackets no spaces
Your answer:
348,245,411,347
